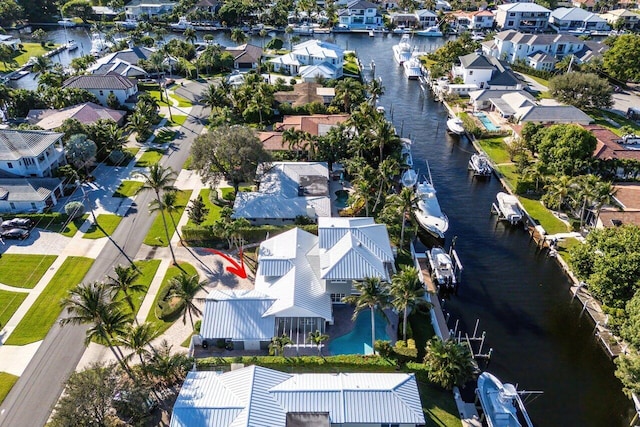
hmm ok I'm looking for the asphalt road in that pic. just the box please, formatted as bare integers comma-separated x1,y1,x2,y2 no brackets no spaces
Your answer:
0,103,209,427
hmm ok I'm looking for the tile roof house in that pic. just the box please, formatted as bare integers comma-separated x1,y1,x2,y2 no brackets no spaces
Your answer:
599,9,640,30
232,162,331,225
0,129,66,213
87,46,157,77
27,102,126,130
452,10,495,30
337,0,383,30
549,7,609,33
451,52,522,90
62,72,138,105
273,82,336,107
170,365,425,427
258,114,347,152
597,183,640,228
224,44,263,70
495,2,551,31
586,124,640,162
269,40,344,81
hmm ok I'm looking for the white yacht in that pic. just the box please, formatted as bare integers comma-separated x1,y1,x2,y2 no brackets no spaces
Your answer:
414,173,449,239
57,18,76,27
476,372,534,427
392,26,412,34
401,169,418,188
416,26,443,37
66,40,78,51
170,16,193,31
392,34,413,65
469,153,492,176
403,55,422,79
89,33,113,55
496,192,523,224
115,19,139,29
427,247,457,289
446,117,465,135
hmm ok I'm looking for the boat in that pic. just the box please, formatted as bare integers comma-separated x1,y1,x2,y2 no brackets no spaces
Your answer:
57,18,76,27
471,31,485,41
414,168,449,239
416,26,443,37
403,55,422,79
476,372,534,427
392,26,412,34
446,117,465,135
369,29,374,37
89,33,113,56
115,19,139,29
400,137,413,168
495,192,523,225
9,70,30,80
66,40,78,51
60,11,77,51
170,16,193,31
401,169,418,188
427,247,457,289
469,153,492,176
376,105,385,114
392,34,412,65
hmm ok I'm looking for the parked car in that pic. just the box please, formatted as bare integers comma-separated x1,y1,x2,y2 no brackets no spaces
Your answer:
1,218,33,230
1,228,30,240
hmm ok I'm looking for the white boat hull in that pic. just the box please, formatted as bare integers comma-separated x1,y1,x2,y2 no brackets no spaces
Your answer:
403,57,422,79
401,169,418,187
393,34,413,65
427,247,456,288
447,118,465,135
469,153,492,176
476,372,534,427
496,192,523,224
414,180,448,239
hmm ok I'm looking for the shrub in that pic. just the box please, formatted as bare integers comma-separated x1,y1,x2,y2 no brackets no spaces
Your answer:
155,282,184,321
374,340,394,358
64,201,86,220
393,340,419,363
195,319,202,333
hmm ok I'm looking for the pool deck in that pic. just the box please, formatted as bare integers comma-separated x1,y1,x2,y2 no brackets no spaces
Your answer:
329,178,352,217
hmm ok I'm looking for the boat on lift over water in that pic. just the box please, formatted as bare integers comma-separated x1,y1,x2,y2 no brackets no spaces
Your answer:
392,34,413,65
476,372,535,427
447,117,465,135
413,165,449,239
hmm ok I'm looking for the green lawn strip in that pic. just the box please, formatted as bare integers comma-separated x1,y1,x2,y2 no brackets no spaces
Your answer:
0,290,28,328
495,164,518,190
219,186,252,199
82,214,123,239
558,237,581,258
154,129,176,144
148,90,171,107
518,196,569,234
113,180,144,198
0,372,19,405
22,212,85,236
523,73,549,88
124,147,140,157
168,115,188,126
112,259,161,318
135,148,164,168
0,43,58,72
477,137,512,165
0,254,57,289
5,257,94,346
145,262,198,335
169,93,192,107
60,214,89,237
419,381,462,427
589,110,640,136
143,190,191,247
185,188,222,227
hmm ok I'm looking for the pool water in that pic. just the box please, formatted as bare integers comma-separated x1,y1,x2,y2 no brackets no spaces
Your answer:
335,189,349,208
474,112,501,131
329,309,390,355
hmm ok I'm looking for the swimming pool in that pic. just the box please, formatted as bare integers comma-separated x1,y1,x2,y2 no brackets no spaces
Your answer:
334,190,349,208
474,112,501,131
328,309,390,355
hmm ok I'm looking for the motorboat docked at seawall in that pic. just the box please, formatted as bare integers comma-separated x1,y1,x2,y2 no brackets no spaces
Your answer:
414,173,449,239
401,169,418,188
494,192,523,225
66,40,78,51
416,26,443,37
400,137,413,168
57,18,76,27
170,16,193,31
403,55,422,80
392,34,413,65
476,372,534,427
427,246,459,290
469,153,492,177
446,117,465,135
89,33,113,55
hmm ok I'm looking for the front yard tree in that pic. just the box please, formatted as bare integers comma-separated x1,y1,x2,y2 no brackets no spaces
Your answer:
107,264,145,318
66,133,97,173
603,34,640,83
423,337,475,390
190,125,271,193
186,194,209,225
391,266,426,342
343,277,391,354
537,124,596,176
548,72,613,110
168,272,208,329
615,353,640,398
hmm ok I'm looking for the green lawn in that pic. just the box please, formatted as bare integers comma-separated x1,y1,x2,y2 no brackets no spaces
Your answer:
495,164,518,190
124,147,140,157
589,109,640,136
23,213,84,237
135,149,164,168
154,128,176,144
5,257,94,346
523,73,549,88
558,237,581,257
477,137,512,165
143,190,191,247
186,188,223,227
420,381,462,427
145,262,198,335
168,115,188,126
148,90,193,108
219,186,252,199
82,214,123,239
113,180,144,198
518,196,570,234
0,372,19,405
0,43,58,72
120,259,161,317
0,290,28,329
0,254,57,289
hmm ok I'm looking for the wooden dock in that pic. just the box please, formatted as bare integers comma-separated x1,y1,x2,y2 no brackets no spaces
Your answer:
416,255,437,294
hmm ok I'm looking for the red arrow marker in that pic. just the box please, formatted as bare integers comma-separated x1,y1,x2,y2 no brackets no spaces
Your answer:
204,248,248,279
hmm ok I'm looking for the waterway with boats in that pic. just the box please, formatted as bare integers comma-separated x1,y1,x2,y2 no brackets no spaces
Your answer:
6,26,635,425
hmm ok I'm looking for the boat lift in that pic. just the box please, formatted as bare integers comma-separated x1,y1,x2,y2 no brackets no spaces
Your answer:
451,318,493,363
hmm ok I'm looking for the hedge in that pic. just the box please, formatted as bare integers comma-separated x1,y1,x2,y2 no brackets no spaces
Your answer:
197,355,397,371
155,281,185,321
181,224,319,244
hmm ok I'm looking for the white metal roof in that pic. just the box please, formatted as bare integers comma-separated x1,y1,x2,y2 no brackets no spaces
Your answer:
170,367,425,427
200,290,276,341
498,3,550,12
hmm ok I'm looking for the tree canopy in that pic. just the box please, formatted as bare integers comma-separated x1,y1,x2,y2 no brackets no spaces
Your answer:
190,125,271,192
537,124,597,176
548,72,613,110
603,34,640,83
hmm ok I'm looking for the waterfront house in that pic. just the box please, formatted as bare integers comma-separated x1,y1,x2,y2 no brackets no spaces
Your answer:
588,124,640,164
27,102,126,130
124,0,175,20
87,46,157,77
273,83,336,108
224,44,263,70
572,0,597,11
495,3,551,32
549,7,609,33
62,73,138,106
0,34,21,50
259,113,346,153
194,0,220,14
516,105,592,125
269,40,344,81
469,89,536,117
452,10,495,30
0,129,66,213
337,0,383,29
596,183,640,229
170,366,425,427
599,9,640,30
451,52,522,90
232,162,331,225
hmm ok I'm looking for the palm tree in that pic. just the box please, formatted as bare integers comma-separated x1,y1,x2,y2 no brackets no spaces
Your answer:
387,187,419,248
343,277,391,353
230,28,248,45
572,174,599,229
135,164,178,264
127,111,152,143
150,190,183,243
306,330,329,356
592,181,620,226
373,119,399,165
183,27,197,45
367,78,385,106
145,339,190,388
335,78,362,112
269,334,293,356
168,272,208,329
372,157,400,213
391,266,427,341
105,123,128,153
116,322,160,371
31,56,52,76
106,264,146,319
544,174,572,211
60,282,134,377
423,337,475,390
352,178,373,217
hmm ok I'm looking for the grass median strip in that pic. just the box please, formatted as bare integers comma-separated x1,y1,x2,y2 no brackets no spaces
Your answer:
127,259,161,316
0,254,57,289
135,149,164,168
186,188,222,227
113,180,143,198
0,290,28,328
0,372,19,405
5,257,94,346
143,190,191,247
82,214,123,239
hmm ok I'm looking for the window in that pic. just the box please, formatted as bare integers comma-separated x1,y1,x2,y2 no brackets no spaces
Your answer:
331,293,346,303
99,90,104,96
7,162,12,169
31,203,37,209
507,20,514,26
469,70,473,75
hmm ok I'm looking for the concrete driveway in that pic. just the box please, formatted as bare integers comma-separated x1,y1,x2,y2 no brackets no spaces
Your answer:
0,229,71,256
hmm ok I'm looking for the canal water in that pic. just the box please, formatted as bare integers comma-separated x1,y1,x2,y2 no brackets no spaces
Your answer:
10,27,634,425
